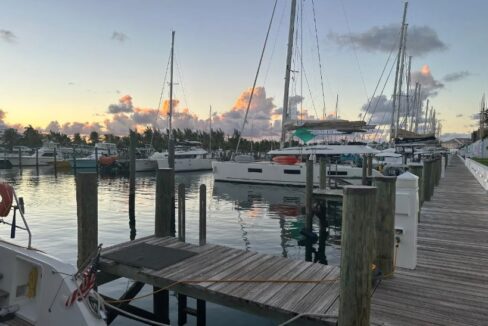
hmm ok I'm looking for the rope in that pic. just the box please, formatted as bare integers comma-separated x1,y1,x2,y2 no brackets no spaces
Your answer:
234,0,278,154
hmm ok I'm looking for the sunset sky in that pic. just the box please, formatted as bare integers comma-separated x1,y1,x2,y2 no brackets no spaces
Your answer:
1,0,487,139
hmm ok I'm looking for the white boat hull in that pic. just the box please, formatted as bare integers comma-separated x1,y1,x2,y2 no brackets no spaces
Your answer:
157,158,213,172
212,161,379,186
0,240,105,325
135,159,157,172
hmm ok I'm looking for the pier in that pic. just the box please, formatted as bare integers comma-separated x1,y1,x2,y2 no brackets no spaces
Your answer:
86,155,488,325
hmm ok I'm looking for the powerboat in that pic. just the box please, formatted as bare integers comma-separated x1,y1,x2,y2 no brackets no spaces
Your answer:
3,143,64,167
70,143,118,169
150,141,212,172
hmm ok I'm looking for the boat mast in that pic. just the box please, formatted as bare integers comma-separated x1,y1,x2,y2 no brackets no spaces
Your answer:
390,1,408,141
280,0,298,149
335,93,339,119
395,23,408,138
414,84,421,133
168,30,175,169
209,105,212,154
406,55,412,130
423,99,429,133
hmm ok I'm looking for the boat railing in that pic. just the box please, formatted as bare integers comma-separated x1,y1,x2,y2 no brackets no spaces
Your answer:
0,187,32,248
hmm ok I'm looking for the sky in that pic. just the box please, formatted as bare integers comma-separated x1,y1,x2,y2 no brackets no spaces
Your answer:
1,0,487,140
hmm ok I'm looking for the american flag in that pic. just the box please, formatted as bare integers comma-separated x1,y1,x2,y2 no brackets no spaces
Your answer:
65,250,100,307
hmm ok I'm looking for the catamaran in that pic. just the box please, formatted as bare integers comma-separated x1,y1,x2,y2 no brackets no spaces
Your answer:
212,0,378,186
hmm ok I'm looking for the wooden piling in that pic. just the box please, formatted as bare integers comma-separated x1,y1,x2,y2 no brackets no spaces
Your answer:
423,160,433,201
373,176,396,276
76,172,98,269
197,299,206,326
18,148,22,169
129,130,136,240
178,183,186,242
367,155,373,183
72,147,77,171
305,158,314,232
94,147,99,174
339,185,376,326
319,157,327,190
199,184,206,246
168,138,175,170
155,168,174,237
35,148,39,168
408,163,424,206
153,287,170,324
362,154,367,185
53,147,58,175
435,158,441,186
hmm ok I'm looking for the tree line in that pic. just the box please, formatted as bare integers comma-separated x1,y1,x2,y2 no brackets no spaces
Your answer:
1,125,281,153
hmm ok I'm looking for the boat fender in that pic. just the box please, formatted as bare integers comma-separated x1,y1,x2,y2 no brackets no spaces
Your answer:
0,183,14,217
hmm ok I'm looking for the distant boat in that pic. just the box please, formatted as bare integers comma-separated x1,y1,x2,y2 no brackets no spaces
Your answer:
150,141,212,172
70,142,118,169
4,142,64,167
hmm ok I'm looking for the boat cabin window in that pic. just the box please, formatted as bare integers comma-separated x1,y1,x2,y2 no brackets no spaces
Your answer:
248,168,262,173
328,171,347,176
41,153,55,157
283,169,300,175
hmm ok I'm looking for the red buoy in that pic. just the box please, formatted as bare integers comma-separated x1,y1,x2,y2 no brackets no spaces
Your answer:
0,183,14,217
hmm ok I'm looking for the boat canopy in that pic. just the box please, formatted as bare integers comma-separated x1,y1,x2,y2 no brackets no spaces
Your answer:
283,119,376,132
268,145,379,156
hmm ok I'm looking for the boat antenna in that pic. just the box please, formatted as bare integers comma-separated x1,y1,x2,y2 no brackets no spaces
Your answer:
209,105,212,154
280,0,298,149
234,0,278,155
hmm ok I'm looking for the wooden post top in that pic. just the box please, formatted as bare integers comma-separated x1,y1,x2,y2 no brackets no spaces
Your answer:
343,185,377,195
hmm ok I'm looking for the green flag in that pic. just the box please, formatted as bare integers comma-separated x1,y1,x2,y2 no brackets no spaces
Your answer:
293,128,315,143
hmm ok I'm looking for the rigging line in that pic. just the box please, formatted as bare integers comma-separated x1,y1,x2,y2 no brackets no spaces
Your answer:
339,0,368,100
300,0,303,122
311,0,327,120
361,35,399,121
156,49,172,122
234,0,278,154
302,64,319,119
175,52,190,111
262,1,287,85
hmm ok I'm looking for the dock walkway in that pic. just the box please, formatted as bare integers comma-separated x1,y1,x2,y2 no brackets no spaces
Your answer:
99,156,488,325
371,156,488,325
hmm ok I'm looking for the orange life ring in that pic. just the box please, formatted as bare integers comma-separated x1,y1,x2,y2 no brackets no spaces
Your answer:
0,183,14,217
99,156,117,166
272,156,299,165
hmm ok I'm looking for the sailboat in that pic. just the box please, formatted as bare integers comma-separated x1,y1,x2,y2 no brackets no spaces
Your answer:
212,0,380,186
150,31,213,172
0,184,106,325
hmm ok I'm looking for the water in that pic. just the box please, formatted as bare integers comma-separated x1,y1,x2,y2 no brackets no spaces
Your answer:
0,167,341,325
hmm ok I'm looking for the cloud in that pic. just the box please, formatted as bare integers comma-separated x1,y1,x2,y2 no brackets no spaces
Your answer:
456,114,463,118
410,64,444,98
443,71,471,83
108,95,134,113
111,31,128,42
471,113,480,120
0,29,16,43
60,122,103,135
46,121,61,133
104,114,136,135
329,24,446,56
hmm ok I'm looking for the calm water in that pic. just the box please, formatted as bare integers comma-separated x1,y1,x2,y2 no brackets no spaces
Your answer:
0,167,341,325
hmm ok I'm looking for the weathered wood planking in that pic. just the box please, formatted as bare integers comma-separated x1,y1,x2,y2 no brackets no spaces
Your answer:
100,236,339,325
371,156,488,326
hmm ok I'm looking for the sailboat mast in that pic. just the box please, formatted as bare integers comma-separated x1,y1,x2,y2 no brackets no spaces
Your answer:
280,0,298,149
335,93,339,119
209,105,212,154
395,23,408,138
424,99,429,133
390,1,408,140
414,84,421,133
168,30,175,169
406,55,412,130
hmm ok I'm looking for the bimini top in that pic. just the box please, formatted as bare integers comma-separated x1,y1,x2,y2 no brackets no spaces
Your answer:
268,145,379,156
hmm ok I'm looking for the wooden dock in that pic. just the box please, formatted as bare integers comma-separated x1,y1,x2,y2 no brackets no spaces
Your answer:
370,156,488,325
95,156,488,325
100,236,341,325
